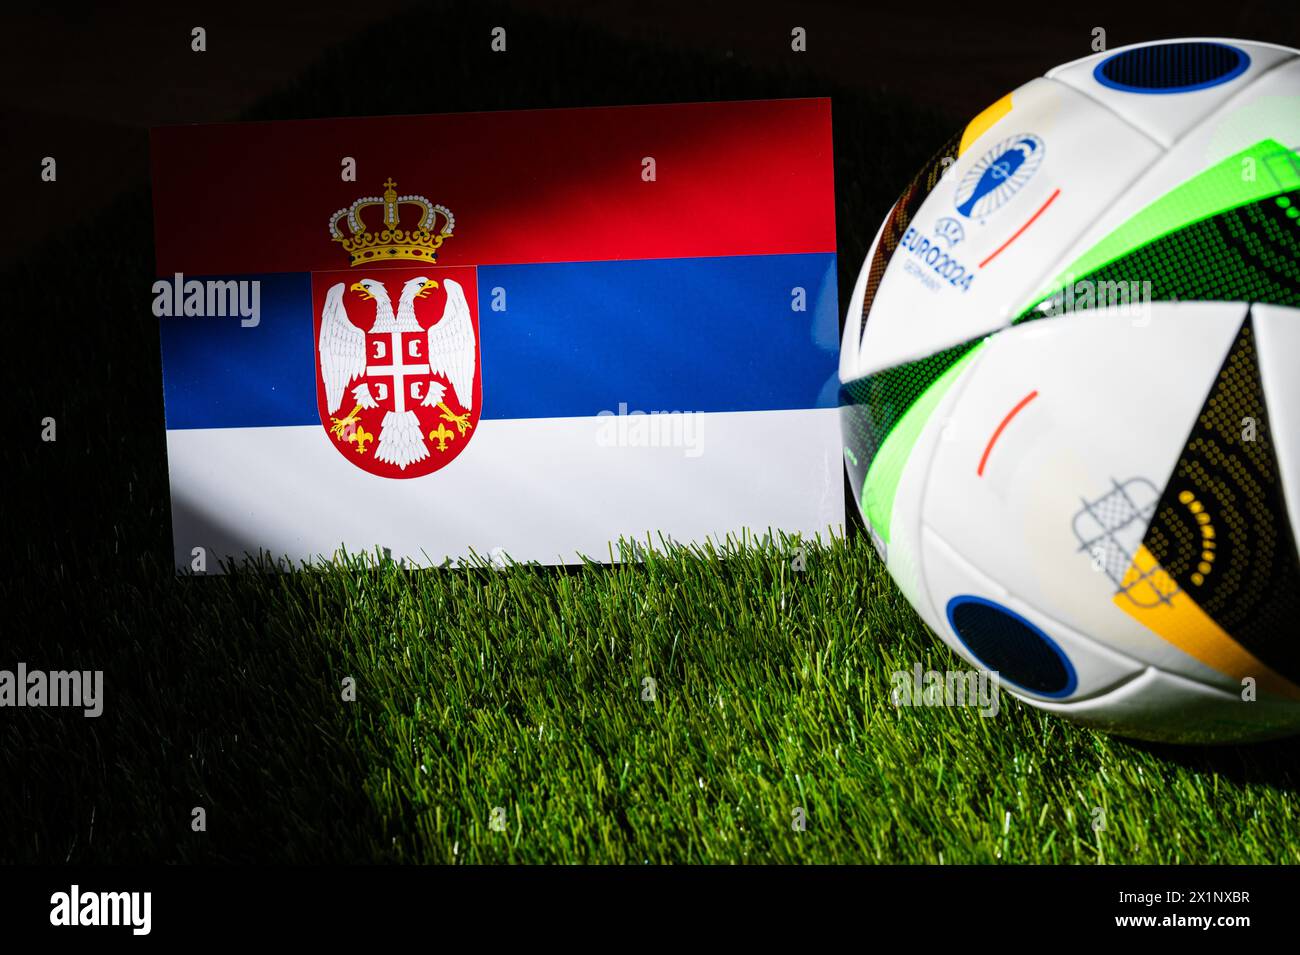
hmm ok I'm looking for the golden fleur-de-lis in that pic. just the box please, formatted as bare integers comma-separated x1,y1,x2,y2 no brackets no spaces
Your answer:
429,423,454,452
348,426,374,454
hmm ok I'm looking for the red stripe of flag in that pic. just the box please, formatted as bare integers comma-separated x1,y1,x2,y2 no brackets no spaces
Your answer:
150,99,836,275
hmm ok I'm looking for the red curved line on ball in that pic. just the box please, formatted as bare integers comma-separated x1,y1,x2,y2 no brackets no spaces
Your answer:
978,188,1061,269
977,390,1038,477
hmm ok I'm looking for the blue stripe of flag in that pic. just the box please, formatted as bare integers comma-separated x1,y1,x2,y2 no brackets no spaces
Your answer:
158,252,839,429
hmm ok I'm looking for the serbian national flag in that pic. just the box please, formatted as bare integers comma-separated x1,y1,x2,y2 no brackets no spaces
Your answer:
150,99,841,570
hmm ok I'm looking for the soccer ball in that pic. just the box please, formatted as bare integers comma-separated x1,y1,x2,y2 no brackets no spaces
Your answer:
840,39,1300,742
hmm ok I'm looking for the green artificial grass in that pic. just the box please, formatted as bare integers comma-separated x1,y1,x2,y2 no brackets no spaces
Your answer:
7,0,1300,864
6,535,1300,864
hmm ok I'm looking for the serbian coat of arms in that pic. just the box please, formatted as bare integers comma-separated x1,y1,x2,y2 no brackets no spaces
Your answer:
311,178,481,479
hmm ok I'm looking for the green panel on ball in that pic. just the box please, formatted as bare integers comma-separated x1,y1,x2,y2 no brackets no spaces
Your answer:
1023,138,1300,315
841,340,984,544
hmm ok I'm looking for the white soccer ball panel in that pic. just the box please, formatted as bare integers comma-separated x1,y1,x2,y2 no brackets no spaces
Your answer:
917,302,1246,689
920,521,1147,701
856,78,1161,377
1046,38,1296,148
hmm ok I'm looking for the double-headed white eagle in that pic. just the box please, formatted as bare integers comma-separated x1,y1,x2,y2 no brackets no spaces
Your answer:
319,275,475,469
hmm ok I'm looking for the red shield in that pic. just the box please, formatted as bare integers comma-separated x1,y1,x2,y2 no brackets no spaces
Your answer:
311,266,481,478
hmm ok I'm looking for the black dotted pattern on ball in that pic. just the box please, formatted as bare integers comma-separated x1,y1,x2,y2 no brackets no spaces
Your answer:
1020,191,1300,325
1143,314,1300,685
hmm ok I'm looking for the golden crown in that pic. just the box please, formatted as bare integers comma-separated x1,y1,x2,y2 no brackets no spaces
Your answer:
328,177,454,266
